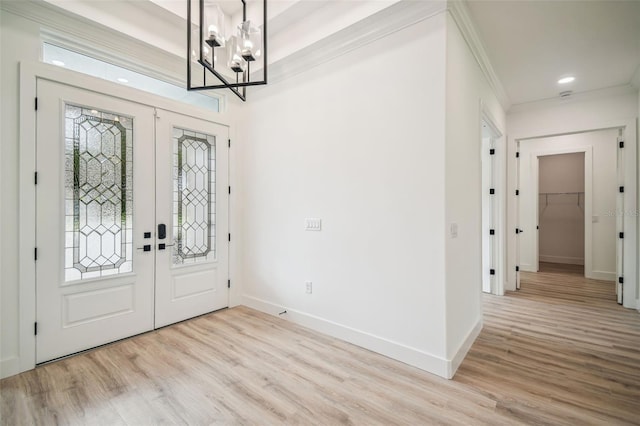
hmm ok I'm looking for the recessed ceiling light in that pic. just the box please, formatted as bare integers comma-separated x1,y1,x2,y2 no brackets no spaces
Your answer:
558,76,575,84
117,77,129,83
51,60,65,67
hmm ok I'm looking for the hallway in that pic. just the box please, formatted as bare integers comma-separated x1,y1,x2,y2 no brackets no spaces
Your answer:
456,263,640,424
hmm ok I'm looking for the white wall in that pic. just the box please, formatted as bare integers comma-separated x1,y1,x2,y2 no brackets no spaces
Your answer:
506,90,638,291
239,13,451,377
538,153,586,265
0,10,42,378
444,13,505,365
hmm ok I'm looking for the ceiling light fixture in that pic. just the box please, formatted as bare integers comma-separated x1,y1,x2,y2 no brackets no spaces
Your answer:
117,77,129,83
187,0,267,101
557,76,575,84
51,60,65,67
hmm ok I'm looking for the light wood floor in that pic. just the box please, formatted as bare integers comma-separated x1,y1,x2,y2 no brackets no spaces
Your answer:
2,265,639,425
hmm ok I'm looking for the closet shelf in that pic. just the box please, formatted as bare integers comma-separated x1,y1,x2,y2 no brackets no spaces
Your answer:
539,191,584,211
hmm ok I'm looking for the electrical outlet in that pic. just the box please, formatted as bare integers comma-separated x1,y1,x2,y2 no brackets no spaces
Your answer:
305,281,312,294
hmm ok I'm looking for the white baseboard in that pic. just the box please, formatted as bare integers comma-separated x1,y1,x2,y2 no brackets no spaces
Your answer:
242,295,451,379
588,270,616,281
520,263,535,272
448,319,483,378
539,255,584,265
0,356,20,380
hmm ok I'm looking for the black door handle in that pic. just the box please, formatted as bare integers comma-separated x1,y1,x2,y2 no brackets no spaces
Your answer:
158,223,166,240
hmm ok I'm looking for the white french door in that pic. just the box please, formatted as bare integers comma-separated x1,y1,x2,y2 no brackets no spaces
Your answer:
154,109,229,328
35,80,228,363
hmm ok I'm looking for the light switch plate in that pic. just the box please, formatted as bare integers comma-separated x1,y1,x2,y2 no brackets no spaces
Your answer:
305,218,322,231
450,223,458,238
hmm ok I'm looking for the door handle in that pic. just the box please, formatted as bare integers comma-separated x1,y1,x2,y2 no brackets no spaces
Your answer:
158,223,166,240
137,245,152,252
158,243,175,250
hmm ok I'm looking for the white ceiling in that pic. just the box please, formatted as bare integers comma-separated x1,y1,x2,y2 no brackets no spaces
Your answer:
466,0,640,106
40,0,640,108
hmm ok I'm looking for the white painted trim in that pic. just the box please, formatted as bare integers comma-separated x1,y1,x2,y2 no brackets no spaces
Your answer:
242,295,451,379
0,358,20,379
481,101,506,296
530,147,593,278
512,119,637,309
591,271,617,282
25,62,230,124
11,61,233,379
539,255,584,265
0,0,227,111
448,319,482,378
508,85,638,115
447,1,511,110
17,63,38,377
266,1,447,85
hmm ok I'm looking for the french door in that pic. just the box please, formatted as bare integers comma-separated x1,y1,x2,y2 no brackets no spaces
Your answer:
154,109,228,328
35,80,228,363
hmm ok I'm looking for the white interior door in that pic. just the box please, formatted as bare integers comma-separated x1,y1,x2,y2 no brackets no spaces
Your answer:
515,141,521,290
36,79,156,363
154,109,229,328
616,132,624,304
481,135,494,293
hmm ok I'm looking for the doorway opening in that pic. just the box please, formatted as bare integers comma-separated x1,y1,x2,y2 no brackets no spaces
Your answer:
538,152,586,275
515,127,631,305
481,117,502,294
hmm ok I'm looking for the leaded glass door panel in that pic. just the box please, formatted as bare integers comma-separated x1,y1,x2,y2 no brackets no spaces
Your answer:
154,109,229,328
36,80,155,363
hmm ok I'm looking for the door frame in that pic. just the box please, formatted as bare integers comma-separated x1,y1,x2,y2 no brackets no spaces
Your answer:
511,121,637,310
528,147,593,275
16,61,234,376
480,103,506,296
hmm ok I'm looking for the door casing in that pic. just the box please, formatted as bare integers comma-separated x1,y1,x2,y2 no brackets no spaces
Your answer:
15,61,234,376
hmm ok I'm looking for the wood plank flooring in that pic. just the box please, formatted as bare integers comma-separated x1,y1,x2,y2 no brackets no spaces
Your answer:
1,265,639,425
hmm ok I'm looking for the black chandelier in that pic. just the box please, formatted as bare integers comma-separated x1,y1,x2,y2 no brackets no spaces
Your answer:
187,0,267,101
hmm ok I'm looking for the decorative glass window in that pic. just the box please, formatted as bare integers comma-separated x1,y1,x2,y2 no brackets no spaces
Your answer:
65,104,134,281
173,128,216,264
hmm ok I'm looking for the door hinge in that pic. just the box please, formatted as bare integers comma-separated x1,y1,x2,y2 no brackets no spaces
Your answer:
34,247,38,261
619,186,624,193
619,141,624,149
34,322,38,335
228,139,231,148
489,229,495,235
515,189,519,196
228,279,231,288
228,233,231,242
515,228,520,234
34,172,38,185
619,276,624,284
619,232,624,239
489,148,495,155
35,97,38,111
516,266,520,272
228,186,231,194
516,152,520,158
489,188,495,195
489,269,495,275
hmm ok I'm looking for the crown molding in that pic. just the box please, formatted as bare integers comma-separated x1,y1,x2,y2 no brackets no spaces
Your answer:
1,0,185,86
267,0,448,85
507,84,639,116
446,0,511,111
